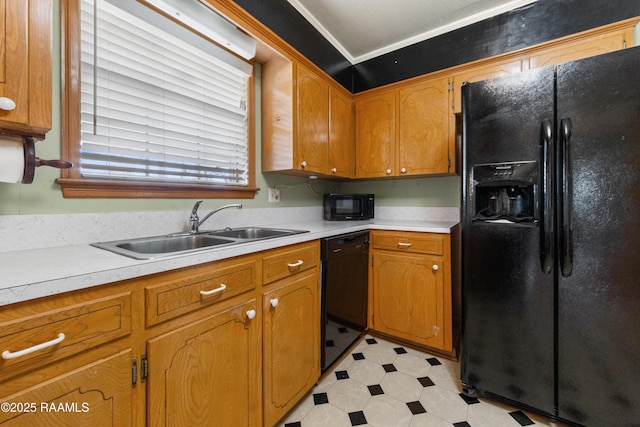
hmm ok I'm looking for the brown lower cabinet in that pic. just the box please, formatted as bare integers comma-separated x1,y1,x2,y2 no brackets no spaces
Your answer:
147,299,261,426
369,229,461,357
0,350,133,426
262,271,319,426
0,240,320,427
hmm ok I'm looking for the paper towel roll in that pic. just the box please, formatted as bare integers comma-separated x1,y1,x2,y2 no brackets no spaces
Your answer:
0,138,25,183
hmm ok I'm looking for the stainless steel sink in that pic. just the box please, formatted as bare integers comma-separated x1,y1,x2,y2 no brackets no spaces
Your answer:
92,227,308,259
208,227,304,240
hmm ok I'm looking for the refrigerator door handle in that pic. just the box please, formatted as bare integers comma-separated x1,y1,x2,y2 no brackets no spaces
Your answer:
540,119,553,273
559,117,574,277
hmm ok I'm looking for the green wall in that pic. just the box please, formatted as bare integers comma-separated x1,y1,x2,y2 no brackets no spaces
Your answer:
340,177,460,207
0,0,459,216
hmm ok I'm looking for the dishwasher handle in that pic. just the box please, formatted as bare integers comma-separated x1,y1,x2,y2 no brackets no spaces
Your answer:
321,231,370,260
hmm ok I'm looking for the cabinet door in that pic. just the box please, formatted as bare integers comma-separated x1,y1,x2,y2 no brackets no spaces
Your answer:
261,57,294,172
296,64,329,174
451,59,522,113
263,271,319,427
398,77,450,175
0,350,133,426
355,91,395,178
0,0,52,135
328,87,355,178
147,300,260,427
527,27,633,69
372,251,445,350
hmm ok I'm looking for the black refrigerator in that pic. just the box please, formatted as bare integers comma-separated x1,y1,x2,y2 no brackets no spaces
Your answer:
460,47,640,426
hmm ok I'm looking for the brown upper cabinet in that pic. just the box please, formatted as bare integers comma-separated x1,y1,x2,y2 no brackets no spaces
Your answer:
450,19,634,116
450,59,523,115
524,21,634,70
354,90,395,178
0,0,52,137
328,87,356,178
262,58,355,178
352,18,635,180
398,76,451,176
355,75,452,178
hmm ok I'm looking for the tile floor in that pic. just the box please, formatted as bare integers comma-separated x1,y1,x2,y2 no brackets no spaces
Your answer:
278,335,569,427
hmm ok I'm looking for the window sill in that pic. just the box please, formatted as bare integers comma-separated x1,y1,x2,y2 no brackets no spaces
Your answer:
56,178,259,199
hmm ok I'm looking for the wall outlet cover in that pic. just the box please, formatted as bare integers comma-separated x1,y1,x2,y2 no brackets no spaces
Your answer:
268,187,280,202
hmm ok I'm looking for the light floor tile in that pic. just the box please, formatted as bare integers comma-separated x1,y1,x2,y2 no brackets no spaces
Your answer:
300,403,353,427
380,370,424,402
326,379,372,412
410,412,460,427
364,394,413,427
394,352,433,378
419,385,469,423
347,357,387,385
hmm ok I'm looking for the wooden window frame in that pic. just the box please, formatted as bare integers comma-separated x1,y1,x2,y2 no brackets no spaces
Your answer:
57,0,258,199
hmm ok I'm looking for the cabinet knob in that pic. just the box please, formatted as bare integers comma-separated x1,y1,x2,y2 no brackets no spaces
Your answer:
246,309,256,320
432,264,439,271
331,167,337,173
301,161,307,168
386,168,392,175
270,298,279,308
0,97,16,111
400,167,407,174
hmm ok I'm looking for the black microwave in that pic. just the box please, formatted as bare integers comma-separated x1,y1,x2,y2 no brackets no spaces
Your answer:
323,194,374,221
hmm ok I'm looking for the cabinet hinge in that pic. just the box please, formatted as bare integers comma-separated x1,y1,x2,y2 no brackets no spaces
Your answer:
141,353,148,382
132,358,138,387
448,158,451,169
371,255,374,267
623,40,627,49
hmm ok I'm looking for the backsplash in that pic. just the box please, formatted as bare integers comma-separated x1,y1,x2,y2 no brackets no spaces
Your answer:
0,206,459,253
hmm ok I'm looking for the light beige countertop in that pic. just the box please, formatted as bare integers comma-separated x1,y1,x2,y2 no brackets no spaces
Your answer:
0,218,458,306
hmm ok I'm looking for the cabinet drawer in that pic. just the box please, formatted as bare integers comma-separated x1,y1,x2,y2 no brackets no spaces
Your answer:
145,257,259,326
263,241,319,285
372,231,445,255
0,292,131,372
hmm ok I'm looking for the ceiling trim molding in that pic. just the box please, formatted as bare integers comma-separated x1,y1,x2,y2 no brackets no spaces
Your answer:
287,0,538,64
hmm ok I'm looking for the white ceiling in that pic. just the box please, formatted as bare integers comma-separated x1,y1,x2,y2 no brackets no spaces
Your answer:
286,0,538,64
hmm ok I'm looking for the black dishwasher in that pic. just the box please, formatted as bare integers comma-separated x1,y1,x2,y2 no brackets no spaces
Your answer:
321,230,369,372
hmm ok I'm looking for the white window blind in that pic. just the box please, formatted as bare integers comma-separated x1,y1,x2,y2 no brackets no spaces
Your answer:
80,0,251,186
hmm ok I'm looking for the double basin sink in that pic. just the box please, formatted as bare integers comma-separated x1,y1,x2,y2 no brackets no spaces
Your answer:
92,227,308,259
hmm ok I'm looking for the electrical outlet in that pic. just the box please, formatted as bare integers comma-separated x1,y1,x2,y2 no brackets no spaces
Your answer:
268,187,280,203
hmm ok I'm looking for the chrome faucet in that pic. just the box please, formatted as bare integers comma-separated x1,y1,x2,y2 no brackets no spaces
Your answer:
189,200,243,234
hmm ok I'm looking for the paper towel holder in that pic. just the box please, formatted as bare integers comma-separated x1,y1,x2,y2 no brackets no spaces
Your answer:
22,136,73,184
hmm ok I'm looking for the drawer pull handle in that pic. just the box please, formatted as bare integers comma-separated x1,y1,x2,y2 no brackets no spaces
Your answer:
270,298,279,308
246,309,256,320
287,260,304,268
432,264,439,271
2,333,66,360
397,242,412,248
200,284,227,296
